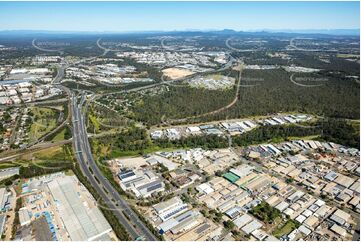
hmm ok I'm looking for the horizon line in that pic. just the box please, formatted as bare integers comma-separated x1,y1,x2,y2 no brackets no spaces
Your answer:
0,28,359,33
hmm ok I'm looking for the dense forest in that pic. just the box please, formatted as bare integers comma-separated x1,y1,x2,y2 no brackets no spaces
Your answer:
131,69,359,125
92,127,151,154
131,85,235,125
109,34,360,126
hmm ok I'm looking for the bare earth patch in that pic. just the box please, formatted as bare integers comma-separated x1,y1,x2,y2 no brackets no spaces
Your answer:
162,67,195,79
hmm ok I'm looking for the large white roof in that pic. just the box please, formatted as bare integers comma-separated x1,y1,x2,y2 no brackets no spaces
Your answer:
47,176,111,241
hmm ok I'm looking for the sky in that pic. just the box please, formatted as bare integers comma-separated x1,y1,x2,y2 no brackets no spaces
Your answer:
0,1,359,32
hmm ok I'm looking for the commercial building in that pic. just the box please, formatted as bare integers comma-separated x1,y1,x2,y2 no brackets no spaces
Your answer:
287,191,305,203
330,224,348,237
223,172,240,184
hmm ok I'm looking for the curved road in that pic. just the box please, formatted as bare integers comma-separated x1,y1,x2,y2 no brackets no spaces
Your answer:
166,61,244,124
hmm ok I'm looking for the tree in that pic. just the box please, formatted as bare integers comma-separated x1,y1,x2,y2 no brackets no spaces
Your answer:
215,170,223,177
224,220,236,230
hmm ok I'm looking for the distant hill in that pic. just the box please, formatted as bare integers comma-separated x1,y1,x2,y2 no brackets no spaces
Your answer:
0,28,359,37
262,29,360,36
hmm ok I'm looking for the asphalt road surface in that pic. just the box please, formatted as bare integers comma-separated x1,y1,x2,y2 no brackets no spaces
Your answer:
71,93,157,241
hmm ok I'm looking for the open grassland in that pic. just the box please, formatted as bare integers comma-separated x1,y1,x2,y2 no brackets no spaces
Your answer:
29,107,59,142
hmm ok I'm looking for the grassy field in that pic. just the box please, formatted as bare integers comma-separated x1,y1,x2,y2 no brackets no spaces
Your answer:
273,219,300,238
91,135,179,160
0,145,74,184
29,107,58,142
16,145,73,164
51,128,66,142
287,135,320,141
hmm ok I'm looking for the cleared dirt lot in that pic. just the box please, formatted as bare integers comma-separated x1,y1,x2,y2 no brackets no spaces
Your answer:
162,67,195,79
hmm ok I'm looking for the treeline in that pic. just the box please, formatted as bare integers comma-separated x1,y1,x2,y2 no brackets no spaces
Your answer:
319,118,359,148
0,174,20,187
18,161,73,178
232,124,319,147
122,57,163,82
12,197,23,239
93,119,358,159
130,205,164,241
92,128,229,156
231,119,359,148
249,201,281,224
154,119,359,152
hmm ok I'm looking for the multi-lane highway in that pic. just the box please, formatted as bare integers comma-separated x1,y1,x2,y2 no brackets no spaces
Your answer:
71,92,157,241
32,62,158,240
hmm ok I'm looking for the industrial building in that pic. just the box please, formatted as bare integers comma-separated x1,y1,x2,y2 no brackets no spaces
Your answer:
0,167,19,181
153,197,189,222
241,220,263,234
330,209,351,226
47,176,112,241
158,210,202,235
0,188,10,212
0,214,6,236
118,169,165,198
146,155,178,171
19,207,31,226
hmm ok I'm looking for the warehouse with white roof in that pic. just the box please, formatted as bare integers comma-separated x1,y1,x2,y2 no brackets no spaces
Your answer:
47,176,112,241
